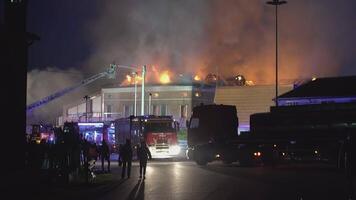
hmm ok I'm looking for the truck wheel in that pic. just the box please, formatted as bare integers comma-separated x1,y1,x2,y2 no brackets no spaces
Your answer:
195,153,208,166
223,160,233,164
196,157,208,166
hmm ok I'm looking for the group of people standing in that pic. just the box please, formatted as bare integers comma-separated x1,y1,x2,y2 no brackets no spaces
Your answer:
119,139,152,179
81,137,152,179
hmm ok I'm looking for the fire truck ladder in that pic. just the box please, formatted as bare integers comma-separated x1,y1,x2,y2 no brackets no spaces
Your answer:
26,64,117,113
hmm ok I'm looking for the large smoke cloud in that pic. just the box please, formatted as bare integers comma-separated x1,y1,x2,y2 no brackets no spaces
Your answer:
85,0,356,84
27,67,88,124
27,0,356,123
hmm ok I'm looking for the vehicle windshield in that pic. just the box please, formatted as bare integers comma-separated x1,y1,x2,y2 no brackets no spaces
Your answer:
144,121,174,133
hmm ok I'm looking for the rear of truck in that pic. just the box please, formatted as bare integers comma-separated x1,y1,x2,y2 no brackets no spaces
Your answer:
187,104,258,165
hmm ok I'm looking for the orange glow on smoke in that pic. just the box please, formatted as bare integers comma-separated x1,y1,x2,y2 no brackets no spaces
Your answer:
159,71,171,84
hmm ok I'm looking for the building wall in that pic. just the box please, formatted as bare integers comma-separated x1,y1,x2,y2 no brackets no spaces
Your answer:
59,84,287,130
102,85,199,127
214,85,293,131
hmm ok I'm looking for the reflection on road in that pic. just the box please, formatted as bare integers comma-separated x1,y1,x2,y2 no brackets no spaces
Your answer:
99,161,349,200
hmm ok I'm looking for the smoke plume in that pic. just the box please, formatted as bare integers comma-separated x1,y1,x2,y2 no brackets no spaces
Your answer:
27,0,356,123
26,67,88,124
84,0,356,84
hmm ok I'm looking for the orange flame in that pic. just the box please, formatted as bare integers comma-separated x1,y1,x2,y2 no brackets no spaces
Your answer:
126,75,132,83
245,80,255,86
159,71,171,84
194,75,201,81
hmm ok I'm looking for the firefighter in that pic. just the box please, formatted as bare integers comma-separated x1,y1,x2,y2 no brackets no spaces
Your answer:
100,139,111,172
121,139,133,179
346,130,356,199
137,141,152,179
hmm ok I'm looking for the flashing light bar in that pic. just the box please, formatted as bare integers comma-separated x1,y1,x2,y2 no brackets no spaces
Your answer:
78,122,104,127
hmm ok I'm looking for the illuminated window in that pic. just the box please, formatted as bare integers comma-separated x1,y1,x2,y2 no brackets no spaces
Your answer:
180,105,188,118
106,105,112,118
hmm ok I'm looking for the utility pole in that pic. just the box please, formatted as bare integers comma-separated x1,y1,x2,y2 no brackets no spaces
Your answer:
266,0,287,107
132,72,138,116
84,95,90,122
141,65,146,115
148,93,152,115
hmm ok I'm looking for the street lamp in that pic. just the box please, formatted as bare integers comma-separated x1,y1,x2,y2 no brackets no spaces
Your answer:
266,0,287,107
132,71,138,116
141,65,146,115
148,93,152,115
111,64,141,116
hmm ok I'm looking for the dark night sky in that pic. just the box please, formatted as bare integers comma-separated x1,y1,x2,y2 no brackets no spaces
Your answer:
15,0,356,122
27,0,99,70
25,0,356,79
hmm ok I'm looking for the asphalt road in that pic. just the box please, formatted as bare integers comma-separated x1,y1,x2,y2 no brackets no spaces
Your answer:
97,160,351,200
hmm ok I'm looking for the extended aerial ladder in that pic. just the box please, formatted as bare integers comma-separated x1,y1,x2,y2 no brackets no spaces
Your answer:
26,64,118,112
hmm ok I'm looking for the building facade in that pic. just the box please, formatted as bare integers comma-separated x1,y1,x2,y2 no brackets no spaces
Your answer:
60,84,215,128
59,83,293,133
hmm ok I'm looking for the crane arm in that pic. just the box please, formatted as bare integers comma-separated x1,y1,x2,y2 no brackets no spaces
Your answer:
26,64,117,112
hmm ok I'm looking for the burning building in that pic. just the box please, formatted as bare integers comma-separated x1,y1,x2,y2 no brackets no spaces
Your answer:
60,83,215,128
58,71,293,133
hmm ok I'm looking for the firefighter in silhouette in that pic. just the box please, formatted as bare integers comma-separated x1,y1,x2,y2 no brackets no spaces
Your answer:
137,141,152,179
345,130,356,199
100,139,111,172
121,139,133,178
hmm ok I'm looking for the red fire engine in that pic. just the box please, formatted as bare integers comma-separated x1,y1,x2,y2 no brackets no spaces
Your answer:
115,115,181,158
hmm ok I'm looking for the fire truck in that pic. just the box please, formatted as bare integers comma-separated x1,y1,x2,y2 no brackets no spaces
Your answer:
29,124,55,144
78,122,117,153
115,115,181,158
187,103,356,166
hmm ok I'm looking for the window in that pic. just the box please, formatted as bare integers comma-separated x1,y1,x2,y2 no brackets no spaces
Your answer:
124,105,133,117
190,118,199,128
106,105,112,118
152,105,159,116
180,105,188,118
160,104,167,116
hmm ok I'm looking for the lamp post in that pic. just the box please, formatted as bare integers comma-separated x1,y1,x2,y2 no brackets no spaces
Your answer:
132,71,138,116
266,0,287,107
148,93,152,115
141,65,146,115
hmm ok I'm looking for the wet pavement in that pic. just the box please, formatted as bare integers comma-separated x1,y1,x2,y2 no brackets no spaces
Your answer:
97,160,350,200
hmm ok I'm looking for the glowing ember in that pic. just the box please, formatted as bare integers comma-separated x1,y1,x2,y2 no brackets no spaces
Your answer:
194,75,201,81
159,72,171,84
245,80,255,86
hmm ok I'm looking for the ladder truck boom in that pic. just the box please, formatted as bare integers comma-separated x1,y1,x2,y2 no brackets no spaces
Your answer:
26,64,117,112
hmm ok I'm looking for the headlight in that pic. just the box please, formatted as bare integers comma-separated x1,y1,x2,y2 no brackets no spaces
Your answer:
170,145,181,155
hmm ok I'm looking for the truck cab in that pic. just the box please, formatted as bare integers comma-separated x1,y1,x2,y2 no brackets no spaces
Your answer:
187,104,240,165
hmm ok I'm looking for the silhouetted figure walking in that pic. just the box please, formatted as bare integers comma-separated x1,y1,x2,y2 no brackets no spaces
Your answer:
346,131,356,199
137,141,152,179
121,139,133,178
118,144,123,167
100,139,111,172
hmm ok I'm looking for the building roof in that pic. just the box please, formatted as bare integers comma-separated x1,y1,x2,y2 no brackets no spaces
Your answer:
278,76,356,99
103,82,216,88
